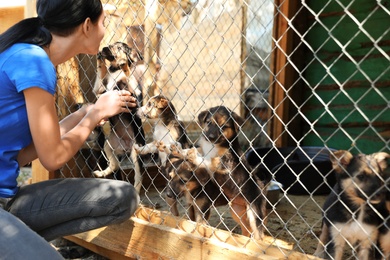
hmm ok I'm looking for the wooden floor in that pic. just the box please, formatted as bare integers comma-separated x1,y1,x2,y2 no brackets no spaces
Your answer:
66,206,322,260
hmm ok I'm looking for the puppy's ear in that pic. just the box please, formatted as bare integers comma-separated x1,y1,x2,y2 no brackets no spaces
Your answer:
101,46,110,54
197,110,209,127
96,51,107,72
371,152,390,172
116,78,129,91
123,43,138,64
157,98,169,109
97,51,103,61
101,46,113,60
331,150,353,173
122,42,131,53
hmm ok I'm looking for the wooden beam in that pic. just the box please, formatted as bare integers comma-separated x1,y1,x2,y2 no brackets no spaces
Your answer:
269,0,301,147
31,159,55,183
0,0,37,35
78,54,98,104
240,3,248,117
25,0,37,18
143,0,160,99
66,206,322,260
0,6,24,33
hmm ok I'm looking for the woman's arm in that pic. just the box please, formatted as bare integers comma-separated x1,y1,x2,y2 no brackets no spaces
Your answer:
17,143,37,167
20,87,136,171
17,104,93,166
58,103,93,136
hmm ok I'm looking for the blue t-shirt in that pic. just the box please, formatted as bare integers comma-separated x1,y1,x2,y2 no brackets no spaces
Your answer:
0,43,56,197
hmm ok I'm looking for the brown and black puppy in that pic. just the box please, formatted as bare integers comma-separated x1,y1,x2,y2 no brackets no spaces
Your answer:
93,41,142,102
134,95,190,215
378,168,390,259
92,42,145,194
164,157,228,223
171,106,270,240
314,150,389,260
135,95,189,166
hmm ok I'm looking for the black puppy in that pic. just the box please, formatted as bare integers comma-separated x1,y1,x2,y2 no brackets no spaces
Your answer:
314,150,389,260
135,95,190,216
171,106,270,240
378,168,390,259
164,157,228,223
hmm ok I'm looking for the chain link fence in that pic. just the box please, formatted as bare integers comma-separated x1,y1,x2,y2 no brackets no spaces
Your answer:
55,0,390,258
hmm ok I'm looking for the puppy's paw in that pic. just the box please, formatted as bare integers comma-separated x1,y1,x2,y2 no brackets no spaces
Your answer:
211,157,221,169
170,143,183,157
155,141,167,153
174,141,183,149
210,157,229,174
93,170,106,178
133,144,141,153
186,147,199,163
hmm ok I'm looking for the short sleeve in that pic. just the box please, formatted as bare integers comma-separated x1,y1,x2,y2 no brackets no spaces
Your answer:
3,44,56,95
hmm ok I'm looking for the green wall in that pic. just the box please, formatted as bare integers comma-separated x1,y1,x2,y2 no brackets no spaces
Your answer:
301,0,390,154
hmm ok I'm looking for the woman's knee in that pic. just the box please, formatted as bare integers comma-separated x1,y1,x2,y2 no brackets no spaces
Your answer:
112,180,140,218
0,209,63,259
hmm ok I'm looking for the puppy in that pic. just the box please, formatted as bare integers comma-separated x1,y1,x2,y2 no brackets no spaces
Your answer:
93,42,142,102
164,157,228,224
378,169,390,259
92,42,146,194
134,95,190,215
135,95,189,166
171,106,269,240
314,150,389,260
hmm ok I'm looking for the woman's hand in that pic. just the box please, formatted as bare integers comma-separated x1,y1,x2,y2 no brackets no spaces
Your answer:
93,90,137,120
23,88,138,171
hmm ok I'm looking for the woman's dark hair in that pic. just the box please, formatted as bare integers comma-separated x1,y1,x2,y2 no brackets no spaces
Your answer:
0,0,103,54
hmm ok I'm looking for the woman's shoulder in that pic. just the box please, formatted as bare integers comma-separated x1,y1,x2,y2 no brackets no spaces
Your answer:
1,43,56,94
3,43,48,60
1,43,54,76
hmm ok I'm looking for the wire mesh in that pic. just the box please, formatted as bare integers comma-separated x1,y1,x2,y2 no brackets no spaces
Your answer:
54,0,390,258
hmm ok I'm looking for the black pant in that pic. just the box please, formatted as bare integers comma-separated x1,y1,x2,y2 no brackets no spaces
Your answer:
3,178,139,241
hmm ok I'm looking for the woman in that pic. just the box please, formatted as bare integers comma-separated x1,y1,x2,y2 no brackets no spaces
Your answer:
0,0,140,258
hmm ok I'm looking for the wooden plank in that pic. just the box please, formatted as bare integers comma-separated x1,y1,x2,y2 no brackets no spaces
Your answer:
66,206,322,260
66,217,270,260
65,235,135,260
135,207,295,254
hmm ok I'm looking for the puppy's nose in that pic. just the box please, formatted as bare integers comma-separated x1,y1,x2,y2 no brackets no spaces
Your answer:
166,189,174,199
130,93,140,108
369,187,386,203
204,130,216,139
